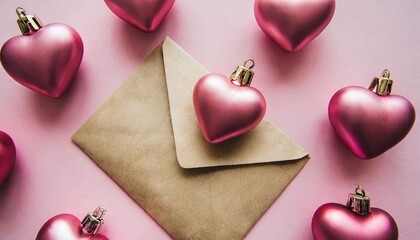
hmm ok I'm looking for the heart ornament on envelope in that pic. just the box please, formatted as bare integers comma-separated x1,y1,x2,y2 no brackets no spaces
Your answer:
0,8,83,98
72,37,309,239
254,0,335,52
104,0,175,32
193,60,266,144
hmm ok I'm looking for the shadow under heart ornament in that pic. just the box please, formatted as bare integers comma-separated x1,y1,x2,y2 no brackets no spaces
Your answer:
254,0,335,52
0,8,84,98
193,59,266,144
328,69,415,159
312,185,398,240
104,0,175,32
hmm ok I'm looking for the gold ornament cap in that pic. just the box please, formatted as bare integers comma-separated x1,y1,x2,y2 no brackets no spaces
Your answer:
16,7,43,35
346,185,371,215
81,206,107,235
230,59,255,86
369,69,393,96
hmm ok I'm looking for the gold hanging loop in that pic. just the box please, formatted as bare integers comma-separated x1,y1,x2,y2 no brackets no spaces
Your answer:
369,69,393,96
16,7,43,35
346,185,371,215
230,59,255,86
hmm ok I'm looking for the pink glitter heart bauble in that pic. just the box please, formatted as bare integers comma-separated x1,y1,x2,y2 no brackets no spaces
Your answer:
312,203,398,240
104,0,175,32
193,73,266,144
328,86,415,159
36,214,108,240
254,0,335,52
1,21,83,98
0,131,16,186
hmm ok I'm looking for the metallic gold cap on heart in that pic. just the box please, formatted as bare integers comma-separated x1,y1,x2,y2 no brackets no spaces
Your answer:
346,185,371,215
369,69,394,96
16,7,43,35
230,59,255,86
81,206,107,235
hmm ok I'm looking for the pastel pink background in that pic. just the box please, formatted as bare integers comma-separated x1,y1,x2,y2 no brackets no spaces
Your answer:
0,1,419,239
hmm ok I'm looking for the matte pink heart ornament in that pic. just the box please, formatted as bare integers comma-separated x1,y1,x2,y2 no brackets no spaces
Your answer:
312,186,398,240
254,0,335,52
193,60,266,144
0,8,83,98
328,69,415,159
104,0,175,32
36,207,108,240
0,131,16,186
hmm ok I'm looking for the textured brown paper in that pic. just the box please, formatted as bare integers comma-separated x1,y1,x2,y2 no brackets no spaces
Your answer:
72,37,309,240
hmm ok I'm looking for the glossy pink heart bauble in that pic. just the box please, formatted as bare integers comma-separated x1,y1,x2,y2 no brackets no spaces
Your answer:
312,203,398,240
0,131,16,186
328,86,415,159
1,23,83,98
254,0,335,52
104,0,175,32
36,214,108,240
193,73,266,144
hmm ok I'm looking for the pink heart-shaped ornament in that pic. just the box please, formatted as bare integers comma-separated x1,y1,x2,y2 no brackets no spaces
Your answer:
36,214,108,240
1,23,84,98
254,0,335,52
312,203,398,240
193,73,266,144
104,0,175,32
328,86,415,159
0,131,16,186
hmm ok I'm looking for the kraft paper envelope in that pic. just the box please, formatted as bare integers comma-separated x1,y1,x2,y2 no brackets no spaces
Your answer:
72,37,309,240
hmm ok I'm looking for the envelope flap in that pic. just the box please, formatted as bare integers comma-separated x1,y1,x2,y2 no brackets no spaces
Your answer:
162,38,309,169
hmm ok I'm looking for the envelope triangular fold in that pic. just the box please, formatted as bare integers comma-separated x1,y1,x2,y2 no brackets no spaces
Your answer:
72,37,309,240
162,38,308,169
